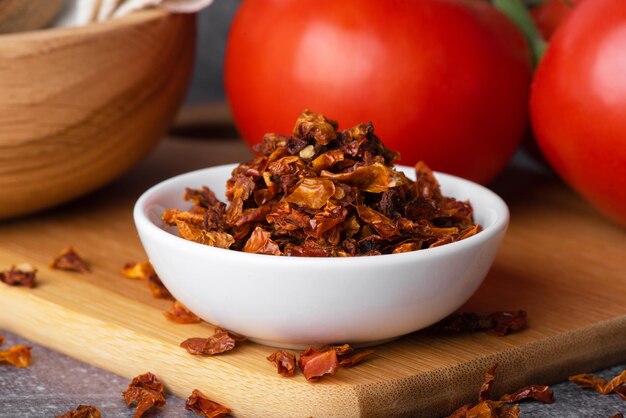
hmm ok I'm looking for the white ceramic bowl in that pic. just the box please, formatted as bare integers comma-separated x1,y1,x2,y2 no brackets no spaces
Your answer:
134,164,509,348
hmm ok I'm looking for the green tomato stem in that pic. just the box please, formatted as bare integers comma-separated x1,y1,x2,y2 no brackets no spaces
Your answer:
492,0,548,67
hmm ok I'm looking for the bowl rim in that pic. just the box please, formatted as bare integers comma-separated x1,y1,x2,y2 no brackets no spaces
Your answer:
134,163,509,266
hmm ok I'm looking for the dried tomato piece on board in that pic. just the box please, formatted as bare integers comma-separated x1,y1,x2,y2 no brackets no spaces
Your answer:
56,405,101,418
0,263,37,288
163,300,201,324
121,261,155,280
50,246,89,273
185,389,231,418
267,350,297,377
428,310,527,336
180,328,239,356
122,372,166,418
0,344,32,367
299,347,339,381
486,311,528,336
147,274,174,300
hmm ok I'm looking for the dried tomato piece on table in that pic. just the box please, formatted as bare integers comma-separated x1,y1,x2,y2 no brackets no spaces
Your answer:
0,344,32,367
446,363,554,418
163,111,482,257
185,389,231,418
0,263,37,288
122,372,166,418
56,405,101,418
50,246,89,273
163,300,202,324
569,370,626,399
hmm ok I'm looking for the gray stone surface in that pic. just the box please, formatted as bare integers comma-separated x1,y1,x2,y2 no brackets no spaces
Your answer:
1,330,624,417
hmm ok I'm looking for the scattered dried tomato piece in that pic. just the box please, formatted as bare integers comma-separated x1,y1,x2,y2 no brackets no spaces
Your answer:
337,349,374,368
478,363,498,402
499,385,555,404
487,311,528,336
122,372,166,418
163,111,481,257
56,405,101,418
0,263,37,288
163,300,202,324
569,370,626,399
610,414,624,418
147,274,174,300
121,261,154,280
447,404,473,418
180,329,237,356
267,350,297,377
299,347,339,381
50,246,89,273
185,389,231,418
465,400,519,418
0,334,4,345
0,344,32,367
214,327,247,342
446,363,553,418
428,310,528,336
121,260,174,300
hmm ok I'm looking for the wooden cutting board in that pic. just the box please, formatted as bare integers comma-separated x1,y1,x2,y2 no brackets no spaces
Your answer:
1,135,625,418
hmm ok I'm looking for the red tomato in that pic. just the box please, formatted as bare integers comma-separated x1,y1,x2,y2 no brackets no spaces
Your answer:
531,0,582,40
225,0,531,184
531,0,626,226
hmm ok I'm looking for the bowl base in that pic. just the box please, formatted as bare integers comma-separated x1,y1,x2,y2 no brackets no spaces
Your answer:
247,336,401,350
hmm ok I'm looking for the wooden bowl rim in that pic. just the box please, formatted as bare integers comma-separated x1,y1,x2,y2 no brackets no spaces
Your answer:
0,8,174,44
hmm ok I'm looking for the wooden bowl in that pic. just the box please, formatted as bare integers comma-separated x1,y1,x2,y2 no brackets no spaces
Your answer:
0,10,196,219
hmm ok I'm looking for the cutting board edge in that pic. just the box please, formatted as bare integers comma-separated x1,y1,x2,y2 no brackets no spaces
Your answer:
3,282,626,418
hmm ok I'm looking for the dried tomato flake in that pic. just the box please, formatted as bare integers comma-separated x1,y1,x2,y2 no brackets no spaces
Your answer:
428,310,527,337
185,389,231,418
337,349,374,368
0,344,32,367
446,363,553,418
147,274,174,300
121,261,174,300
267,350,297,377
569,370,626,398
50,246,89,273
56,405,101,418
299,347,339,381
163,111,481,257
0,263,37,288
180,329,237,356
122,372,166,418
163,300,202,324
121,261,154,280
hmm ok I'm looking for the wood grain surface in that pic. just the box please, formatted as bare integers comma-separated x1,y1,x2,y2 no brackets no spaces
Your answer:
1,134,625,417
0,10,195,219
